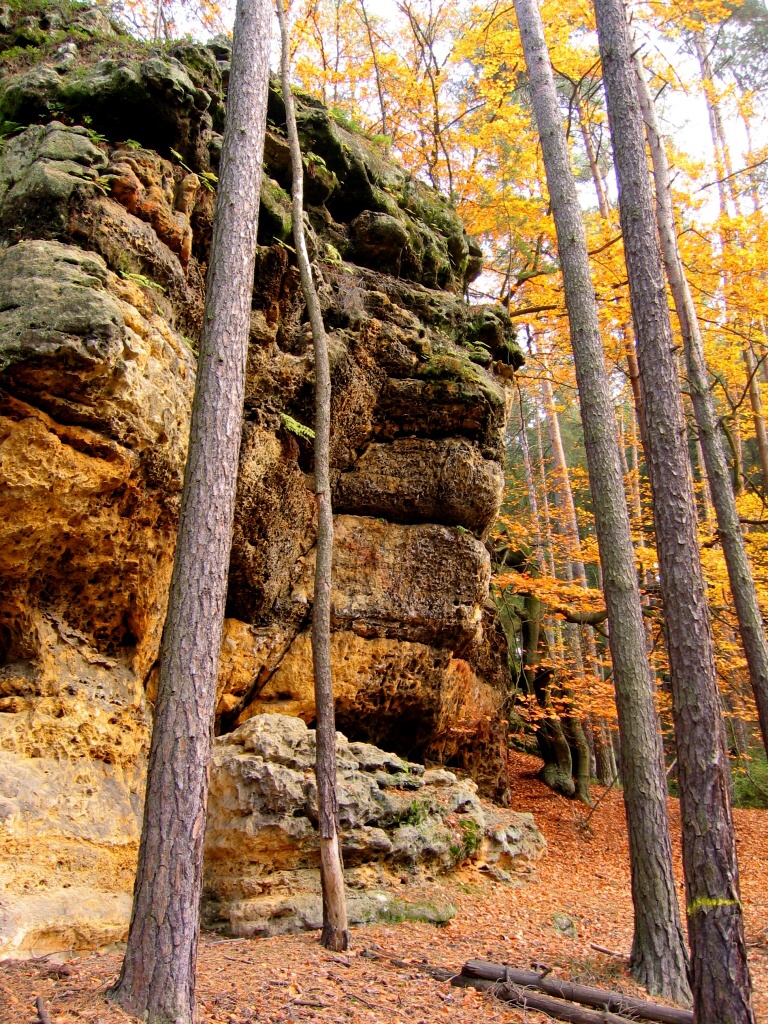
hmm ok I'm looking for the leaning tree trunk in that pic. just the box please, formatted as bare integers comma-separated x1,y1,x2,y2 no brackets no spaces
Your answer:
514,0,691,1001
594,0,755,1019
109,1,271,1020
632,47,768,760
277,0,350,952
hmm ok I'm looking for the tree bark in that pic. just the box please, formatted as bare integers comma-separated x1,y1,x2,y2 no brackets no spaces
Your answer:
632,46,768,759
277,0,349,952
109,1,270,1020
514,0,691,1001
595,1,755,1019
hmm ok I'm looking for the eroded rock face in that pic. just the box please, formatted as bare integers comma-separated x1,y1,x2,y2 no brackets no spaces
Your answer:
0,2,524,958
204,715,546,938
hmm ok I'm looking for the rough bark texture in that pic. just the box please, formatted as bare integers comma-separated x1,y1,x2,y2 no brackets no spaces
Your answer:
632,48,768,760
109,1,271,1020
277,0,349,952
515,0,690,1001
594,0,754,1019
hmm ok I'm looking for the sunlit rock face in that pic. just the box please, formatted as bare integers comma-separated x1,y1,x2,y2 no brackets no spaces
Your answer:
0,2,523,957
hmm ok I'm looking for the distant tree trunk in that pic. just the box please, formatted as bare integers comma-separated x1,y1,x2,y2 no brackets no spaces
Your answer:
624,329,646,440
633,47,768,760
574,93,611,218
517,400,576,791
744,344,768,493
542,377,593,804
515,0,690,1001
594,717,617,784
277,0,350,952
694,35,768,497
359,0,388,137
109,1,271,1020
595,1,755,1019
518,393,547,573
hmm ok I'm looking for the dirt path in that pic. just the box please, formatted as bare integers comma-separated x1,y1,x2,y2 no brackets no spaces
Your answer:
1,751,765,1023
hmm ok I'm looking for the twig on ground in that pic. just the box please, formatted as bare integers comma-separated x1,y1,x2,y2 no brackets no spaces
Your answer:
589,943,629,959
35,996,53,1024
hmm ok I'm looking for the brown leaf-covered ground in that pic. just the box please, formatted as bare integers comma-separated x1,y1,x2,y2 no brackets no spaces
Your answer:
1,752,766,1023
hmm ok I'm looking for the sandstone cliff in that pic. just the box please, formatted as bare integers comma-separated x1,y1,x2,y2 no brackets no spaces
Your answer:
0,2,525,956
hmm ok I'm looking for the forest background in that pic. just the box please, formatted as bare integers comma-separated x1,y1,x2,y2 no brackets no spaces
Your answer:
107,0,768,805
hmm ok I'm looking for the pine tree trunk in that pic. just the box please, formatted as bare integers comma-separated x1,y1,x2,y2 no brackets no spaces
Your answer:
595,2,755,1019
277,0,349,952
514,0,690,1001
633,47,768,759
109,2,270,1020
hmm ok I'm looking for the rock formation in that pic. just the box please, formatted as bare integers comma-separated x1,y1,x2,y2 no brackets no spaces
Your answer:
204,715,546,938
0,2,526,957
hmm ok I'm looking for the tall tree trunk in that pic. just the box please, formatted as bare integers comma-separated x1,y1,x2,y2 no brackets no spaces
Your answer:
633,47,768,760
109,2,270,1020
595,2,755,1019
694,35,768,496
277,0,350,952
515,0,690,1001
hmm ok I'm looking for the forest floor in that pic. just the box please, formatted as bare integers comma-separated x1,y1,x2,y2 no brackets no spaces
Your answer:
1,751,766,1023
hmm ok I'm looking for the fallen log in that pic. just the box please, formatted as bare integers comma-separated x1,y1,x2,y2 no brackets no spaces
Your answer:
452,976,636,1023
457,960,693,1024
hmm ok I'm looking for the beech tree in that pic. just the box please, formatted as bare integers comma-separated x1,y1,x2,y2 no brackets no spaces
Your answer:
593,0,755,1018
109,0,271,1019
276,0,350,952
513,0,690,1001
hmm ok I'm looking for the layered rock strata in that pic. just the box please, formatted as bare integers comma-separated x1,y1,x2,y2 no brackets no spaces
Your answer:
0,2,524,957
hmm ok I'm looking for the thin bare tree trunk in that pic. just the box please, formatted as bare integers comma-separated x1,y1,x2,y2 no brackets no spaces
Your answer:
596,1,755,1017
519,393,547,572
277,0,349,952
515,0,690,1000
358,0,388,137
633,45,768,760
109,1,270,1019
